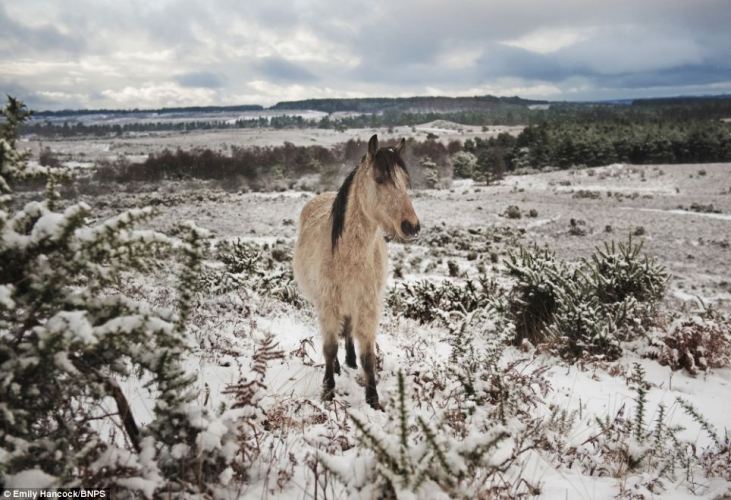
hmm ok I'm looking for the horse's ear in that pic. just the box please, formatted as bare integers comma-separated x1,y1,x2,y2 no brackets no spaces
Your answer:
367,134,378,158
395,138,406,154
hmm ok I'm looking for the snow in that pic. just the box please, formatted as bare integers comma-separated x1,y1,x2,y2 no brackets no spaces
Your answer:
5,468,57,488
115,477,159,499
0,284,14,309
45,310,95,343
8,127,731,498
30,212,66,241
624,206,731,221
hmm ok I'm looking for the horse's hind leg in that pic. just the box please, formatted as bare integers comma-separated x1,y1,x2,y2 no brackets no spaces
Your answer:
341,316,357,369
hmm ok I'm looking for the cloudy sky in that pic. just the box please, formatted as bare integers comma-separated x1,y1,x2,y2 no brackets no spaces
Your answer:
1,0,730,110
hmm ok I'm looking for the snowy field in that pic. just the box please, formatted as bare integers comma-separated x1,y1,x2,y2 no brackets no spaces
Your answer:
10,121,729,496
21,121,523,162
49,154,729,499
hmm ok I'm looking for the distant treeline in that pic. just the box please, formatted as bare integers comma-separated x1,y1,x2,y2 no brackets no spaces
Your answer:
22,115,311,137
37,118,731,196
21,97,731,138
510,120,731,168
92,138,454,190
32,104,263,118
456,119,731,182
21,108,533,137
89,119,731,189
269,95,545,113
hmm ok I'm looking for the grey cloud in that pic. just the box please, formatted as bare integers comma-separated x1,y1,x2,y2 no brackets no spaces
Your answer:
175,71,224,88
1,0,730,109
0,4,85,56
254,57,317,82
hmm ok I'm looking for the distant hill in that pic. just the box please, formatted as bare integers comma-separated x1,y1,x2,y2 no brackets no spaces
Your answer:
26,93,731,122
269,95,547,113
33,104,264,118
631,94,731,106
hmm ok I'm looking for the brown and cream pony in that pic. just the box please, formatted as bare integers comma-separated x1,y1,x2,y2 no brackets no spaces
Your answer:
293,135,420,409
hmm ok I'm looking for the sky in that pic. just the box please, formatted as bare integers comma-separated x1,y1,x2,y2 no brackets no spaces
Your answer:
1,0,730,110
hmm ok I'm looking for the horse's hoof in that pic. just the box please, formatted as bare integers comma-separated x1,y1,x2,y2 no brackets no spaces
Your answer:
322,389,335,402
334,358,341,375
345,356,357,369
367,399,383,411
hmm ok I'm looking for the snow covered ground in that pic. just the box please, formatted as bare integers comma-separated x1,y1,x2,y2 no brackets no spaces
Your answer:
65,157,731,499
20,121,523,162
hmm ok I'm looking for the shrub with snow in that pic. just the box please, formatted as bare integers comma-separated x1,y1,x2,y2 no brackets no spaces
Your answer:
387,275,496,324
502,245,568,345
319,310,548,498
501,238,667,360
203,237,303,306
584,238,667,318
0,98,248,496
644,314,731,374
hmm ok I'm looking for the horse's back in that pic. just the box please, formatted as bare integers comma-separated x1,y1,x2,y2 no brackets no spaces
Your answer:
293,192,335,306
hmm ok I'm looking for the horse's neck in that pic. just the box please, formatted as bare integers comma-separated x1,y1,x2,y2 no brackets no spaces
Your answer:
343,179,378,253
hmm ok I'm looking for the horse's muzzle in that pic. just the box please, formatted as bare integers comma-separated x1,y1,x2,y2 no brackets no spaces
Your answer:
400,220,421,238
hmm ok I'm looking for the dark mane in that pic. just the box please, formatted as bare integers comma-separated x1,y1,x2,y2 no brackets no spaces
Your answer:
330,166,358,251
373,147,408,184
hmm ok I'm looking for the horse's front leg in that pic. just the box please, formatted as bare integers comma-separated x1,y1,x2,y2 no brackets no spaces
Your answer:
319,315,340,401
361,343,380,410
342,316,357,369
355,312,382,410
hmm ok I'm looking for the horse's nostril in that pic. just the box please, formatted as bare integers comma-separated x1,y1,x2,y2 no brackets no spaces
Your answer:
401,220,420,237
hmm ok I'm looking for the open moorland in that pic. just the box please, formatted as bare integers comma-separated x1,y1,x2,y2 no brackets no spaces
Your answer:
4,108,731,498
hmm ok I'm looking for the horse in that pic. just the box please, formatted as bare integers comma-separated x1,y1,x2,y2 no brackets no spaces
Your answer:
293,134,421,409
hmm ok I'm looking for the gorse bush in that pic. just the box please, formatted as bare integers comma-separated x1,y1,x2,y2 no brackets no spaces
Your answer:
387,275,496,324
318,371,513,498
0,97,256,495
584,238,667,308
203,237,303,307
502,245,568,345
548,288,622,360
535,362,730,496
501,238,667,360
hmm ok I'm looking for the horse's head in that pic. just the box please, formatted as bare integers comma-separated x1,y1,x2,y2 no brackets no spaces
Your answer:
362,134,421,242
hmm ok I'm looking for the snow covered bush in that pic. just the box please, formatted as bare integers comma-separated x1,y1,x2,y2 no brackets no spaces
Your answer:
644,314,731,374
317,309,551,498
420,156,440,189
318,371,517,499
0,98,247,495
387,275,495,324
203,237,303,306
443,310,548,425
450,150,477,179
548,288,622,360
583,238,667,325
503,245,568,345
501,239,667,360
